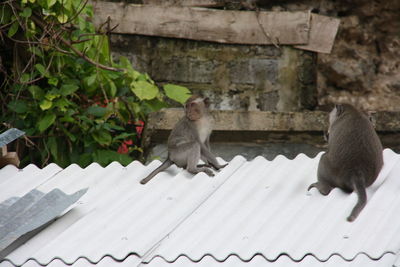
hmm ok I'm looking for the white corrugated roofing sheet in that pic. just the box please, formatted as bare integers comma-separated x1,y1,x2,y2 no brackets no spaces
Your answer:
1,149,400,267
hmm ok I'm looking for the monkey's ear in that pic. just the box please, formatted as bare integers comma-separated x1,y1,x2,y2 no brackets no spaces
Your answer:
335,104,344,116
186,102,201,121
204,97,210,108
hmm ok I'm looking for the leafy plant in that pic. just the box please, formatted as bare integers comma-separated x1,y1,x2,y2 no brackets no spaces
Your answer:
0,0,191,167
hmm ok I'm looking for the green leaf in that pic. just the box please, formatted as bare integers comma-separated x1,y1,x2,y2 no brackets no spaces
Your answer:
85,74,97,86
114,132,135,140
8,21,18,37
142,98,168,113
60,115,75,123
40,99,53,110
57,14,68,23
108,80,117,97
29,46,43,57
28,85,44,99
0,6,12,24
60,84,79,96
99,35,110,62
45,89,61,100
92,130,112,146
87,106,107,117
78,16,86,30
8,100,28,114
20,73,30,83
48,77,58,86
119,56,134,70
103,123,124,131
48,137,58,160
78,153,92,167
54,98,72,111
47,0,57,8
20,7,32,18
131,80,158,100
60,126,76,142
35,63,47,76
163,84,192,104
38,113,56,132
93,149,132,166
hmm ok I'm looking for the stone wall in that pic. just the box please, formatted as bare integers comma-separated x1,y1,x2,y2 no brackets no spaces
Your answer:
257,0,400,111
110,35,317,111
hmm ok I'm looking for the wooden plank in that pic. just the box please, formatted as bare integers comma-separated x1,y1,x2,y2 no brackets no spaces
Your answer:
92,2,311,45
142,0,225,7
295,13,340,54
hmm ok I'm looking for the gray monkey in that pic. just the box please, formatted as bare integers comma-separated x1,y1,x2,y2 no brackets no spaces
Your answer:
140,95,227,185
308,104,383,222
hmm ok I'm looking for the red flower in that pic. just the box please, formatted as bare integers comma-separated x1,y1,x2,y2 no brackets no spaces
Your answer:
117,143,129,154
136,120,144,137
124,139,133,145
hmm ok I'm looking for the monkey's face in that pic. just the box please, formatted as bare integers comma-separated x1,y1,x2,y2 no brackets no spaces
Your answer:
185,96,208,121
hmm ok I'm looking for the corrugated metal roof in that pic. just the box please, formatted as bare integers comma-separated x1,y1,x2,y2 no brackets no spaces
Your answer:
1,149,400,266
0,128,25,147
0,187,87,257
0,254,396,267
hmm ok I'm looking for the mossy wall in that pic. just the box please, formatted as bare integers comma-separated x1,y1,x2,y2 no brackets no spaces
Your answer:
110,35,317,111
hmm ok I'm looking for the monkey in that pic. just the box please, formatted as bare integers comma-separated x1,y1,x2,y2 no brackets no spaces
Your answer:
308,104,383,222
140,95,228,185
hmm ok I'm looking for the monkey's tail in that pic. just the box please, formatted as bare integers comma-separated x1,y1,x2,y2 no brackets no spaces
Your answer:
347,177,367,222
140,159,173,185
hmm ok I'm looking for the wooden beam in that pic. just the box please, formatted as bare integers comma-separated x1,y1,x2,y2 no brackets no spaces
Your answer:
142,0,225,7
92,2,311,45
295,13,340,54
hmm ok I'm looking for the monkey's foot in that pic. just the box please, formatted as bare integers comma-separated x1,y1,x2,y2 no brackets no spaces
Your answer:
197,163,212,168
203,169,215,177
307,182,332,195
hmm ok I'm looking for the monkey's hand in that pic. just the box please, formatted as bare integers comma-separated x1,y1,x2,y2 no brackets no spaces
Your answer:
204,169,215,177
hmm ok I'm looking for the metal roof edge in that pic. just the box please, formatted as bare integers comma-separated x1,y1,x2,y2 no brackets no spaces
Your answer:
145,251,397,263
2,251,394,267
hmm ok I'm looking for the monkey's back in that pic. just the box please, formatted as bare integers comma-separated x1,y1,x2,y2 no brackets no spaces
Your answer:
327,110,383,188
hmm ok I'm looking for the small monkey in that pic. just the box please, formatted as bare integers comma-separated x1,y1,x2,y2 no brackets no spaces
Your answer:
308,104,383,222
140,95,227,185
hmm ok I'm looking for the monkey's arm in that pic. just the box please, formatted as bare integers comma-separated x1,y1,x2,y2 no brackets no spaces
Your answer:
140,159,173,185
197,136,213,168
205,136,211,150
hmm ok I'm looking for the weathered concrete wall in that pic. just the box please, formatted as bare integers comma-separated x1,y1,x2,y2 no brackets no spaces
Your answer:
110,35,317,111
